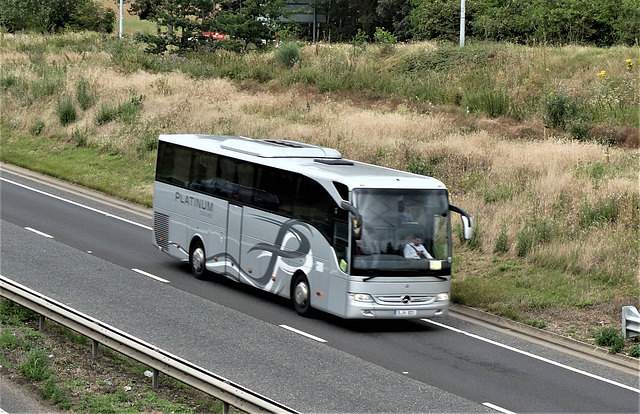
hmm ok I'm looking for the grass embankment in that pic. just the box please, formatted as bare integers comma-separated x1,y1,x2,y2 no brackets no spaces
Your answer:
1,33,638,340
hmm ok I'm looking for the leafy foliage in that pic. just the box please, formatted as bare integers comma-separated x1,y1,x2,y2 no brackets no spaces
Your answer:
131,0,287,52
56,98,77,126
411,0,639,46
274,42,301,68
593,327,625,354
0,0,115,34
20,347,52,381
543,90,593,140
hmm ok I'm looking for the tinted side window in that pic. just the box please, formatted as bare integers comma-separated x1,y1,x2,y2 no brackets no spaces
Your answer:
156,141,192,186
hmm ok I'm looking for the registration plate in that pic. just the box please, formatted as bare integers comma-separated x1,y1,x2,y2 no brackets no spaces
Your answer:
395,310,417,316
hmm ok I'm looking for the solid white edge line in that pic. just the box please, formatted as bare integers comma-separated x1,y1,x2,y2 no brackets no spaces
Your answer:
482,402,516,414
24,227,54,239
1,178,152,230
132,268,170,284
422,319,640,394
279,325,327,343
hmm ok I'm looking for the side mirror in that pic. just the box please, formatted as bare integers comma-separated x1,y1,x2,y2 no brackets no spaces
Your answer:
461,215,473,240
449,204,473,241
341,201,363,240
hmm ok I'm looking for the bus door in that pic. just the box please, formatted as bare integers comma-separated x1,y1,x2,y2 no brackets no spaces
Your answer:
226,204,243,281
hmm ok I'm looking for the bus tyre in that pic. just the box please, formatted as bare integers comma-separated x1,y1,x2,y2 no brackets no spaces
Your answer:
190,241,206,280
292,274,312,317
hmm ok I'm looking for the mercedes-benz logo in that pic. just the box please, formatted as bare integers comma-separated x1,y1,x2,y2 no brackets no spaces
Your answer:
402,295,411,304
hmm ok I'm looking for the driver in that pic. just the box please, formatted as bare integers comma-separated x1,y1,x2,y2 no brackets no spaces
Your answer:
403,234,432,259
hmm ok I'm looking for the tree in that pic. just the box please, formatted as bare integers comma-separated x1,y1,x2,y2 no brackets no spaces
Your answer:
130,0,286,52
128,0,155,20
411,0,478,41
377,0,414,41
212,0,287,49
0,0,116,33
472,0,532,43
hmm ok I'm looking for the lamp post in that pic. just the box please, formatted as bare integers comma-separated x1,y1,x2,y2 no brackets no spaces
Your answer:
119,0,124,38
459,0,465,47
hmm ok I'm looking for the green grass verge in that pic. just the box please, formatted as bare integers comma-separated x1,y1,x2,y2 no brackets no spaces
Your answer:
0,127,154,206
451,258,616,321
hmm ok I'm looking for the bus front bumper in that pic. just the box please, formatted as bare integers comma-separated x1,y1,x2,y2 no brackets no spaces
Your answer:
344,301,449,319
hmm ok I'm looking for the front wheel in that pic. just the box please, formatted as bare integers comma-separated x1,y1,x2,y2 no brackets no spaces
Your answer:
190,240,206,280
292,274,312,317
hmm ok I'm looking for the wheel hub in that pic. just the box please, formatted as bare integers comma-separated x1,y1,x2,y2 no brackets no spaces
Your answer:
295,282,309,307
192,248,204,273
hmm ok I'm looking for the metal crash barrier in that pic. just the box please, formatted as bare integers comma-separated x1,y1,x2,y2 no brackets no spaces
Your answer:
0,276,298,414
622,306,640,339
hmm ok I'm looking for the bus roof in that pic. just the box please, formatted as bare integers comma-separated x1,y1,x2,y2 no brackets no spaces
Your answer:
159,134,446,191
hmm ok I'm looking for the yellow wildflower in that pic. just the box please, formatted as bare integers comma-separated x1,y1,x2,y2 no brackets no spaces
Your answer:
597,70,607,79
626,59,633,71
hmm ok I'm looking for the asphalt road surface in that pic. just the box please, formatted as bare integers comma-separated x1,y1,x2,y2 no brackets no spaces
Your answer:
1,164,638,413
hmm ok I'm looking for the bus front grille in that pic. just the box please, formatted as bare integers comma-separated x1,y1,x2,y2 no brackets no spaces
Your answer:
374,295,435,305
154,212,169,250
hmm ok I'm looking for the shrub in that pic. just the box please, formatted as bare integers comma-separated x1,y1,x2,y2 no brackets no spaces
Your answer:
41,376,72,408
579,199,618,228
593,327,625,354
525,319,547,329
29,121,45,135
567,116,593,141
0,74,18,89
0,300,39,325
494,221,509,253
95,103,119,125
464,90,510,118
516,217,554,257
76,78,97,110
543,90,580,129
373,27,397,54
406,156,438,176
0,329,18,349
20,347,52,381
56,98,77,126
483,183,516,203
628,344,640,358
374,27,397,45
119,95,145,125
72,128,88,147
275,43,301,68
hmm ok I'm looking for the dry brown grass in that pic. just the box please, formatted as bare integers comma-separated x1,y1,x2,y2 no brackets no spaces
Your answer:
2,34,638,331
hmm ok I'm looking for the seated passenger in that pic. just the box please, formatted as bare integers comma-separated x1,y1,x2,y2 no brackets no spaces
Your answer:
403,235,433,260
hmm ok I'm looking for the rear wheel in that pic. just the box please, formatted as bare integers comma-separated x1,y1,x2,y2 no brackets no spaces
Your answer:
292,274,312,317
190,240,206,280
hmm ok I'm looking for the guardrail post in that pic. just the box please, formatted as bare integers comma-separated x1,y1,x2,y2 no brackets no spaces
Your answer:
92,339,99,359
39,314,46,332
223,402,230,414
152,368,159,389
622,306,640,339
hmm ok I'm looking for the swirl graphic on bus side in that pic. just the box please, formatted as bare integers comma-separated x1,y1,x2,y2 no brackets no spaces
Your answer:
248,219,313,286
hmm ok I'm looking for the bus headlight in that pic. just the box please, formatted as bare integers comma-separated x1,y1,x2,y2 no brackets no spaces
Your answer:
436,293,449,301
349,293,374,302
